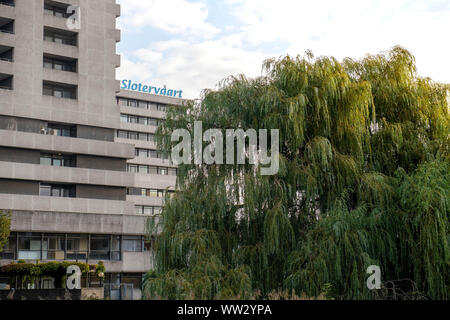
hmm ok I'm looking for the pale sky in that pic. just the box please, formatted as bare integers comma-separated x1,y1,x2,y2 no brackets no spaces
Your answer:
116,0,450,99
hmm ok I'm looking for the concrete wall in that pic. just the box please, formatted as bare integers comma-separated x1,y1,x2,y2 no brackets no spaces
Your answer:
0,0,121,130
0,161,134,188
0,129,135,159
77,154,126,172
0,147,40,164
77,185,126,201
9,210,147,235
0,179,39,195
0,194,135,216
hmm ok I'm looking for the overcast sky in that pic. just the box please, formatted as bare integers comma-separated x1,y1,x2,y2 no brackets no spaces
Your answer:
116,0,450,99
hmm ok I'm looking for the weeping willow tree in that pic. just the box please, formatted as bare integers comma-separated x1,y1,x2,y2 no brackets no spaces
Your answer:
0,210,11,254
143,46,449,300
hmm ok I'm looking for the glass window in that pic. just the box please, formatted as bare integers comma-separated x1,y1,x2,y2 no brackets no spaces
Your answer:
129,116,138,124
149,189,158,198
39,184,51,197
149,150,158,158
122,237,142,252
149,167,157,175
138,165,148,174
157,104,167,112
120,115,128,123
143,206,153,215
128,100,137,108
138,101,148,109
129,132,137,140
90,236,110,251
138,133,147,141
40,154,52,166
118,130,128,139
138,149,148,157
122,273,142,288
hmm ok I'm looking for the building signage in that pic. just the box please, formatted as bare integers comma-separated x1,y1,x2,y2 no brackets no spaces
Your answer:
121,80,183,98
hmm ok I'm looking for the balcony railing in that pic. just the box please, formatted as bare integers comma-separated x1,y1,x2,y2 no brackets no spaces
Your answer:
0,57,13,62
0,29,14,34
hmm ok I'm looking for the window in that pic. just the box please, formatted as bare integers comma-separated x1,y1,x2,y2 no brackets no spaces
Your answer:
135,205,162,215
122,236,142,252
39,184,76,198
44,2,70,18
5,232,125,262
43,27,77,46
127,188,172,198
89,235,110,260
0,73,13,90
0,233,16,260
138,165,148,174
0,19,14,34
40,153,76,167
42,123,76,137
122,273,142,288
43,56,77,72
157,104,167,112
17,233,41,260
117,130,128,139
0,46,14,62
43,82,77,99
43,234,65,260
138,101,148,109
66,234,88,260
117,130,154,142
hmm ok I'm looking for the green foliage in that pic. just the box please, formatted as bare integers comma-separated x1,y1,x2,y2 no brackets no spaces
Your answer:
146,46,449,299
0,210,11,253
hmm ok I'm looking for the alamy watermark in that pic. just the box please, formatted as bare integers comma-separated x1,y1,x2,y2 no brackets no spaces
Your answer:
66,5,81,30
171,121,280,176
366,265,382,290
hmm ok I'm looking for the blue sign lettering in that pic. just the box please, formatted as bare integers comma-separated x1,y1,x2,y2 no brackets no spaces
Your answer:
121,80,183,98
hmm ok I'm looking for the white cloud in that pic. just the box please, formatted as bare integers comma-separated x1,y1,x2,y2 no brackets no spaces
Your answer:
116,0,450,99
118,39,267,99
225,0,450,82
117,0,218,38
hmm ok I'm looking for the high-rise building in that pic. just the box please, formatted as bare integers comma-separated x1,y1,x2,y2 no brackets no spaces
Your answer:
0,0,182,300
116,90,181,219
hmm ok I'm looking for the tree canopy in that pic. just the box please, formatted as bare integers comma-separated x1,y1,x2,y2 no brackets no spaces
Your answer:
0,210,11,254
144,46,449,300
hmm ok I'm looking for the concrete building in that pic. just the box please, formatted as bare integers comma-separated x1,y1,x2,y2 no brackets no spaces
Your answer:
0,0,183,300
116,90,181,219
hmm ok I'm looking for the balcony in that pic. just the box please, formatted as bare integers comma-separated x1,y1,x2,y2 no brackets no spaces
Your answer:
0,17,14,34
0,0,15,7
43,26,77,47
0,73,12,90
0,45,13,62
0,130,135,160
44,1,71,18
0,194,135,216
0,162,134,188
43,80,77,99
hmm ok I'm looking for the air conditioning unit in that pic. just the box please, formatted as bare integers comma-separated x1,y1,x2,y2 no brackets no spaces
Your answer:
40,128,47,135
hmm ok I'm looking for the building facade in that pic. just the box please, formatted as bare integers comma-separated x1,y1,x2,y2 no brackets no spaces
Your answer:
0,0,181,300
